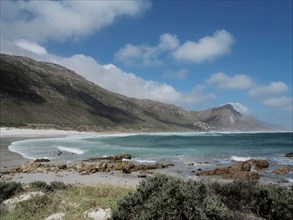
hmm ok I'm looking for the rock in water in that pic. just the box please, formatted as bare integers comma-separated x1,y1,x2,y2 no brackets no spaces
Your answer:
34,158,50,162
284,152,293,158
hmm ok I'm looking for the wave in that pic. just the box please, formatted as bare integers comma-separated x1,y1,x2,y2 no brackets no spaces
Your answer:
8,145,36,160
133,158,157,163
57,146,85,155
231,156,251,161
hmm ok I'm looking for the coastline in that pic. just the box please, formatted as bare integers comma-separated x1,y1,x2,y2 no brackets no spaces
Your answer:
1,127,292,189
0,128,142,187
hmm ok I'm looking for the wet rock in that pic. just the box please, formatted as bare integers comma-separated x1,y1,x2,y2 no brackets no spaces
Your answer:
272,166,291,174
34,158,50,162
284,152,293,158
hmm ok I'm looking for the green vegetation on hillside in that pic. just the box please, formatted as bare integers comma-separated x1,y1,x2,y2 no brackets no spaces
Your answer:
1,175,292,220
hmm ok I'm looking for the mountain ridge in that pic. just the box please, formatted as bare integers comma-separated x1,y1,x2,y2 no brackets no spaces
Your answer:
0,53,270,132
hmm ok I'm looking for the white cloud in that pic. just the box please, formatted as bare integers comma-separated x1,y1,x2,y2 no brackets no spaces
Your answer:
248,81,289,97
0,0,151,42
263,96,292,109
207,72,254,89
55,55,215,106
163,69,188,80
172,30,234,63
228,103,251,115
115,30,234,65
158,33,180,51
114,33,179,66
114,44,162,66
14,39,47,55
0,37,214,107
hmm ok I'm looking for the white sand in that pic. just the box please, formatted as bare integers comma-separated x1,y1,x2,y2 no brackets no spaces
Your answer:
0,127,96,138
0,127,144,187
10,171,141,187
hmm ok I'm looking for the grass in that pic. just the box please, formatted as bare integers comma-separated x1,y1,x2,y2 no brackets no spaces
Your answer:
0,182,133,220
1,177,292,220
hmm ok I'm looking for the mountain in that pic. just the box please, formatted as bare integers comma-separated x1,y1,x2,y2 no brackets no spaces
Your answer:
0,54,269,132
193,104,269,131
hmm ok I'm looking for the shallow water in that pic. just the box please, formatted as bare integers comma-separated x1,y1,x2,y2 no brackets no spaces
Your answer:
8,131,293,182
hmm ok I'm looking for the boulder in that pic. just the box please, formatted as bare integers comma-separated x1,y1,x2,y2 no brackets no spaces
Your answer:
45,212,65,220
284,152,293,158
197,159,269,181
33,158,50,162
272,166,291,174
138,171,147,178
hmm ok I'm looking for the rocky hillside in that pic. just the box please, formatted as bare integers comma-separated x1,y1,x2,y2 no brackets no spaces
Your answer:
194,104,269,131
0,54,269,132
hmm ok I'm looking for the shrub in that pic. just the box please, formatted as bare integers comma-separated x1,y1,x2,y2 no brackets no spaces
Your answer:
30,181,53,192
111,174,231,220
211,181,293,220
0,181,23,203
29,181,69,192
50,181,68,190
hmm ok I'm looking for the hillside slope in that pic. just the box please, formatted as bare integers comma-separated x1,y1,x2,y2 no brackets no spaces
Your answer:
194,104,269,131
0,54,200,132
0,54,269,132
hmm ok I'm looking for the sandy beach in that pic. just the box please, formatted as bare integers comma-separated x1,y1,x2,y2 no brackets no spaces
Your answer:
0,128,144,187
1,127,292,189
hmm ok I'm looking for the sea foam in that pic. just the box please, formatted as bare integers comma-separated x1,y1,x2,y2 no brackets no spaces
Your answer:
57,146,85,155
231,156,251,161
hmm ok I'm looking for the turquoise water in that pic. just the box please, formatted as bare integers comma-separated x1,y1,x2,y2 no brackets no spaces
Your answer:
8,132,293,180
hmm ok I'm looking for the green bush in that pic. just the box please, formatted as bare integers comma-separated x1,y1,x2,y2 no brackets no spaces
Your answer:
7,195,57,220
29,181,69,192
50,181,68,190
0,181,23,203
30,181,53,192
111,174,231,220
211,181,293,220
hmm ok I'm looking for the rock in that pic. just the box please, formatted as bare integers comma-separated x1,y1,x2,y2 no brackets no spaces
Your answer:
45,212,65,220
3,191,45,211
138,171,147,178
122,167,132,174
1,175,13,181
83,208,111,220
33,158,50,162
284,152,293,158
197,159,269,181
57,163,67,170
232,171,260,182
272,166,291,174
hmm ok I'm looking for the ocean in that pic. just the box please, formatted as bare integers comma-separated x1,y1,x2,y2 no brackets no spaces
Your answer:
8,132,293,182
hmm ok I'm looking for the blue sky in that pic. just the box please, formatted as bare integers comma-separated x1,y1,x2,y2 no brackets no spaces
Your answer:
1,0,292,129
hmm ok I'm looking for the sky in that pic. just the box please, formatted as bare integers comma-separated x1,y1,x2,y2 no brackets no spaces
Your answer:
0,0,292,129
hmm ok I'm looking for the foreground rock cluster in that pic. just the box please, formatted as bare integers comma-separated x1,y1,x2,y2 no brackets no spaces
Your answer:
2,154,174,178
197,159,269,182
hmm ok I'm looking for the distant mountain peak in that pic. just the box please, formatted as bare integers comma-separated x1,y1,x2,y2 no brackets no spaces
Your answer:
0,53,271,132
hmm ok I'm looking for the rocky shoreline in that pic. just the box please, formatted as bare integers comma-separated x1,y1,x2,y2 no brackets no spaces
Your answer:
1,153,292,186
0,154,175,181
